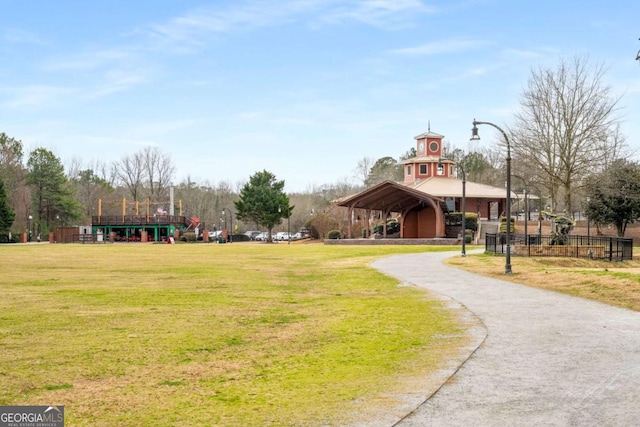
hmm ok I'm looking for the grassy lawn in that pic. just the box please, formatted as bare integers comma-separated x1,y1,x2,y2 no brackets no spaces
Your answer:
446,252,640,312
0,243,468,426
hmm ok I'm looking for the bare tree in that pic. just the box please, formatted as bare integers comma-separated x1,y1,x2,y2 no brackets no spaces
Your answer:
114,151,145,202
142,146,175,203
510,56,623,212
596,123,630,171
354,157,375,185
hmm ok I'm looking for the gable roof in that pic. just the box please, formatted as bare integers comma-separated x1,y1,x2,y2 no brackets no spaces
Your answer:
408,177,511,199
335,180,447,212
414,130,445,139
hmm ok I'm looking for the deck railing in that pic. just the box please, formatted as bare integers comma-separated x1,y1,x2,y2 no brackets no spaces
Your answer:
91,215,189,226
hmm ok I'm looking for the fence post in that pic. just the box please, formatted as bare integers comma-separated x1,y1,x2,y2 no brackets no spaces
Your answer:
609,238,613,262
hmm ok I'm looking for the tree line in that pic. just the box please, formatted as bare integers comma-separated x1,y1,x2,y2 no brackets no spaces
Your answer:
0,134,365,241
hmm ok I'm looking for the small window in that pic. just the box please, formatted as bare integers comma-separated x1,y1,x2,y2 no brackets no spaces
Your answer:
419,164,427,174
407,165,412,176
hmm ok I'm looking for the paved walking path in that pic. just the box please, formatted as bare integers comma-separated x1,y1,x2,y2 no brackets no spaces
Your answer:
371,251,640,427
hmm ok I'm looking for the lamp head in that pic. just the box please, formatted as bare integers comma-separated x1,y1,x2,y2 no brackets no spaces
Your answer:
470,120,481,141
469,119,480,141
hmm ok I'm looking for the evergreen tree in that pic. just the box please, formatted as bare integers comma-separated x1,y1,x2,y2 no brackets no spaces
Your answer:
364,156,403,187
585,159,640,237
0,178,15,240
235,170,293,242
27,148,81,229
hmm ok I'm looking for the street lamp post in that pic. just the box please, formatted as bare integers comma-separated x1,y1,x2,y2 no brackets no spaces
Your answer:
471,119,512,274
523,189,528,240
222,209,233,242
511,175,530,244
28,215,33,243
439,158,466,257
287,210,290,245
460,164,466,257
278,206,291,244
586,197,591,244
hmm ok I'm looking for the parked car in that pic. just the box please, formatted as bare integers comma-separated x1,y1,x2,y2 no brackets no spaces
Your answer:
254,232,270,241
244,230,261,240
275,232,292,241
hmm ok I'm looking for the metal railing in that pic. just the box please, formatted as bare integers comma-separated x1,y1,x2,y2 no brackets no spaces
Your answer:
485,233,633,261
91,215,188,226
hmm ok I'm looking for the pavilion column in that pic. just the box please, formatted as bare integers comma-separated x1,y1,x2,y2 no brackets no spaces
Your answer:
382,209,391,237
400,208,412,238
347,205,354,238
365,209,371,238
434,204,446,238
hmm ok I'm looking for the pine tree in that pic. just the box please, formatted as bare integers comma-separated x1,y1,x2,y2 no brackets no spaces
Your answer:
234,170,293,242
0,178,15,240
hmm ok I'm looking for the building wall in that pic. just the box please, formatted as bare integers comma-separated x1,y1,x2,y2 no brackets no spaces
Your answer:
404,206,438,238
403,211,419,237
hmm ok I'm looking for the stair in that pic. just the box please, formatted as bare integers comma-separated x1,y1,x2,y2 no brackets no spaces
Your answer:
476,220,499,245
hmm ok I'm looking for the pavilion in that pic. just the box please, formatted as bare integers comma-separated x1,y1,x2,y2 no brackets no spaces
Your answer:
336,129,514,239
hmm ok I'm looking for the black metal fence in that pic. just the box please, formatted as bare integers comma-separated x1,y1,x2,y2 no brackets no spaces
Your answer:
485,233,633,261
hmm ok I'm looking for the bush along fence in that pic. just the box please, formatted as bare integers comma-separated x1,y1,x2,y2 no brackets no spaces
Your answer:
485,233,633,261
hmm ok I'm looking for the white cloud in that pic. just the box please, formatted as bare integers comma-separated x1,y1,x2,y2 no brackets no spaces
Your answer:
85,69,150,99
319,0,436,28
140,0,435,51
44,47,135,71
390,38,490,56
1,28,48,45
141,2,305,49
1,85,76,108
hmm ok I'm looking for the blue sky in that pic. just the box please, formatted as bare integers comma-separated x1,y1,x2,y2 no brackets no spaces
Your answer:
2,0,640,192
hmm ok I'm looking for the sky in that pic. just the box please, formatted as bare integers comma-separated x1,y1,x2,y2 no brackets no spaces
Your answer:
1,0,640,193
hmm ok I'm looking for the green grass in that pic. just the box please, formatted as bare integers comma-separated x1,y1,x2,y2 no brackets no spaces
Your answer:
447,253,640,311
0,243,468,426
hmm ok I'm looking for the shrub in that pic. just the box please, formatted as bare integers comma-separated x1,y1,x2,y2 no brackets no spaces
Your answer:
499,216,515,233
445,212,478,231
372,220,400,235
181,232,197,242
327,230,341,239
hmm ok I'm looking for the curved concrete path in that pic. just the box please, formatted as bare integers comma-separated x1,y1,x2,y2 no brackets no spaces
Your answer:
371,251,640,427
